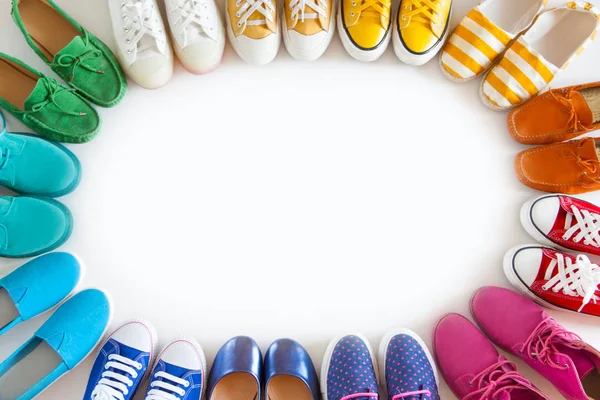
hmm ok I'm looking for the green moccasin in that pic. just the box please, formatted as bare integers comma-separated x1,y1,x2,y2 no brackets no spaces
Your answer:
0,53,101,143
12,0,127,108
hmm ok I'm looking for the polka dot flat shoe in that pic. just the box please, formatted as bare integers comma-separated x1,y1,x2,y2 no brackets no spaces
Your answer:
321,334,379,400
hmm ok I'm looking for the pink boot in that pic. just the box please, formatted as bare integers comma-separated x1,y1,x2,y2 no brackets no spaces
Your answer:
471,286,600,400
434,313,548,400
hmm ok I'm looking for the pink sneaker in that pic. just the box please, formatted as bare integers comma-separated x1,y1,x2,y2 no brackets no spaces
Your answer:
471,286,600,400
434,313,548,400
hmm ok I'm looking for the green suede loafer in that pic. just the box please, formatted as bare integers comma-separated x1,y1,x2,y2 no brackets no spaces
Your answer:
0,53,101,143
12,0,127,108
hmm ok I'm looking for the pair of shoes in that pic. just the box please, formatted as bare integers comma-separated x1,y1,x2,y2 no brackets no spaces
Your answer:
436,287,600,400
322,331,440,400
505,194,600,317
84,321,207,400
108,0,226,89
207,336,320,399
12,0,127,108
0,253,112,399
227,0,335,64
391,0,453,66
0,110,80,197
440,0,600,111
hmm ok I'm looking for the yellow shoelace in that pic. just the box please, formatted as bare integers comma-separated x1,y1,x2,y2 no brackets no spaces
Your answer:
351,0,391,24
402,0,441,25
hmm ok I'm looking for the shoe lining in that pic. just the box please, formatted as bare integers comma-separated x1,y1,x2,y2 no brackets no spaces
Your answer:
0,339,62,399
18,0,81,60
267,375,312,400
0,58,38,110
0,289,19,332
581,87,600,125
583,369,600,399
480,0,541,35
210,372,259,400
524,8,598,68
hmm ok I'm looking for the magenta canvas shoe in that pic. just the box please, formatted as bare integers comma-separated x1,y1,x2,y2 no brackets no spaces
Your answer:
434,313,548,400
471,286,600,400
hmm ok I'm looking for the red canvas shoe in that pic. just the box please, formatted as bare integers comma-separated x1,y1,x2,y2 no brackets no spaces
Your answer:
504,245,600,317
521,194,600,256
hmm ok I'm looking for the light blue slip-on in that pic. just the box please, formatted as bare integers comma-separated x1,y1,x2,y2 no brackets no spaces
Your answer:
0,252,82,336
0,289,112,400
0,110,81,197
0,196,72,258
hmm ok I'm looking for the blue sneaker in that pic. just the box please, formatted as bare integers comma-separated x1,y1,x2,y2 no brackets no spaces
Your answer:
0,252,82,336
321,334,379,400
0,289,112,400
83,320,158,400
0,110,80,197
144,337,207,400
0,195,72,258
378,329,440,400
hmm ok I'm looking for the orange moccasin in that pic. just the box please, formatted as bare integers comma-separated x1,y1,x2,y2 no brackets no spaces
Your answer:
508,82,600,145
515,137,600,194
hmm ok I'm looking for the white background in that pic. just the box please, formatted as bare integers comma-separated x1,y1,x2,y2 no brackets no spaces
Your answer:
0,0,600,398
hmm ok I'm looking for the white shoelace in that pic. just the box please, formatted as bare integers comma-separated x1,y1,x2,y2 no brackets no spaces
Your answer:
121,0,166,55
168,0,216,45
563,205,600,248
289,0,327,23
542,253,600,312
235,0,275,29
91,354,143,400
145,371,190,400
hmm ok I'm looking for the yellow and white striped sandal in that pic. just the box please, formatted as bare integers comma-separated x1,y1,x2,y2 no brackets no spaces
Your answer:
440,0,546,83
480,1,600,111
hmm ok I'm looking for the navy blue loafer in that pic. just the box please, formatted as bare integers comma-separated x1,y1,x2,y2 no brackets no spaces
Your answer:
265,338,320,400
207,336,262,400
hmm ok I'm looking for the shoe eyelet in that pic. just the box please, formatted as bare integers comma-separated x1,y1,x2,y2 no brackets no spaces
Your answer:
402,15,406,20
350,11,354,16
237,22,242,26
468,381,473,387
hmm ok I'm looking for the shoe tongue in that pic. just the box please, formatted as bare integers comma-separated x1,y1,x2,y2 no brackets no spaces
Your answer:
54,36,88,62
559,343,596,381
572,91,595,126
23,78,52,112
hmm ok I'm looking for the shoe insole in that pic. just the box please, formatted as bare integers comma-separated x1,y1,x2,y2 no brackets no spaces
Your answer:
480,0,542,35
0,339,62,400
210,372,259,400
583,369,600,399
267,375,312,400
525,8,598,68
18,0,81,61
0,58,38,110
0,289,19,331
581,87,600,125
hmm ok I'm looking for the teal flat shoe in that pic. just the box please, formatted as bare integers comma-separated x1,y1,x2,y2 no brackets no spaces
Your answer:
0,289,112,400
0,252,82,336
0,111,81,197
0,196,72,258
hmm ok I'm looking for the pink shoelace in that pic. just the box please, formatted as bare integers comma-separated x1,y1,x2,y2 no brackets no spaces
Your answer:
341,394,379,400
520,317,583,370
463,359,533,399
341,392,431,400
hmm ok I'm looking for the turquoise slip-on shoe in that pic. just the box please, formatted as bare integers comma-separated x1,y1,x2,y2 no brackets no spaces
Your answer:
0,252,83,336
0,111,81,197
0,289,112,400
0,196,72,258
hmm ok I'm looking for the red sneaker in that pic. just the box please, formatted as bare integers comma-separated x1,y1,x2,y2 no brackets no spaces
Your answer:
504,245,600,317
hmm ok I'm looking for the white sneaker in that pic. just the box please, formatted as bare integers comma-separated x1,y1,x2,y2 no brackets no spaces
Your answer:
226,0,280,65
109,0,174,89
165,0,226,74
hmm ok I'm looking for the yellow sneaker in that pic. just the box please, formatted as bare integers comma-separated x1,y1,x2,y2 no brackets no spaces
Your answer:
338,0,391,61
393,0,452,65
226,0,280,64
283,0,335,61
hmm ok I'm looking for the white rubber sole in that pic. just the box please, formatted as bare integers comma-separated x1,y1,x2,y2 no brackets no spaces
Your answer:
282,12,336,61
337,10,391,62
519,195,572,252
392,8,451,66
377,328,439,391
31,289,114,400
226,12,281,65
320,333,379,400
